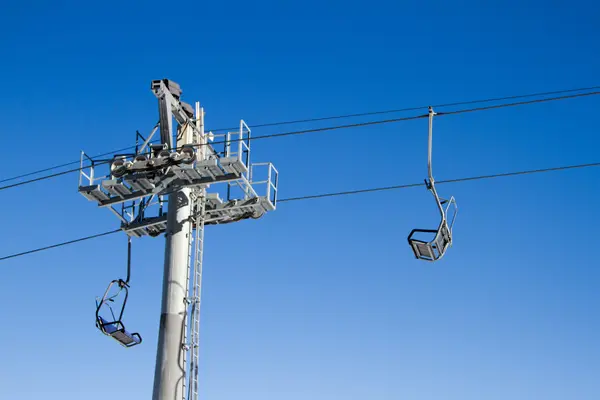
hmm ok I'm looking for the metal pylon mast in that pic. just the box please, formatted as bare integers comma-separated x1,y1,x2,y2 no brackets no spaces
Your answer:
77,78,279,400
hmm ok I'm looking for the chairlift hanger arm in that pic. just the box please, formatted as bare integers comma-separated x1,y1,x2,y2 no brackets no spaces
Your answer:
427,106,436,184
125,236,131,285
426,107,446,219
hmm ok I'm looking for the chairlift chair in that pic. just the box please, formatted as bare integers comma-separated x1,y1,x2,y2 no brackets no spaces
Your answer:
95,238,142,347
407,107,458,261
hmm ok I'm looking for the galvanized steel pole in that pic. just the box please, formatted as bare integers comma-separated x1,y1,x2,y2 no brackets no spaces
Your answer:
152,113,194,400
152,185,192,400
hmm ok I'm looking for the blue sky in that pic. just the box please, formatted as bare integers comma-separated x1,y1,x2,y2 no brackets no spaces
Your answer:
0,0,599,399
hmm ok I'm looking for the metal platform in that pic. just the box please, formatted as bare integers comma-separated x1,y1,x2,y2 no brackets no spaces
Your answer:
79,151,247,208
119,163,278,237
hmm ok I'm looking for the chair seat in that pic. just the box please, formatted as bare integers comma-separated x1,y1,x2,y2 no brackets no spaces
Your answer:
408,223,452,261
97,316,142,347
111,330,141,346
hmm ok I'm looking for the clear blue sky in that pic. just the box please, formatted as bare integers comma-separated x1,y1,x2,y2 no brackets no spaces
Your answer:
0,1,599,399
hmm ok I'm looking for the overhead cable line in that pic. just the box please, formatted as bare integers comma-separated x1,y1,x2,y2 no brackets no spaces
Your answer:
171,90,599,151
0,229,121,261
2,160,599,262
207,84,600,132
0,165,104,191
437,91,600,117
0,145,139,185
2,85,598,185
279,161,600,202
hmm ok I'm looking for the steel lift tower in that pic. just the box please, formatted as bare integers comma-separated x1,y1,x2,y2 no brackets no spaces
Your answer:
78,79,278,400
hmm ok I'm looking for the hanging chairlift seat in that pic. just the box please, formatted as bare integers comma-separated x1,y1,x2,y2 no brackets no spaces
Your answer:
95,239,142,348
407,107,458,261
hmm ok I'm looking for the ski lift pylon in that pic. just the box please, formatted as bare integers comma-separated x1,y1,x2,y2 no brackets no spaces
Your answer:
407,107,458,261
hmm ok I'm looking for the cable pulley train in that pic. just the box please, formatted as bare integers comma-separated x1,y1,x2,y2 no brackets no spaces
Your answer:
95,237,142,347
408,107,458,261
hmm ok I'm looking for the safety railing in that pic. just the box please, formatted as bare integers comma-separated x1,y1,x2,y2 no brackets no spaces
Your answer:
249,162,278,209
223,120,251,172
78,151,110,188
